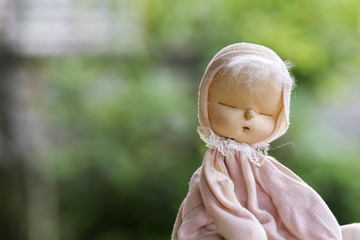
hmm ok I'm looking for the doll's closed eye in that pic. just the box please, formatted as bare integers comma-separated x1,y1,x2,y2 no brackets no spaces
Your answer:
219,102,275,118
260,112,273,116
219,102,237,108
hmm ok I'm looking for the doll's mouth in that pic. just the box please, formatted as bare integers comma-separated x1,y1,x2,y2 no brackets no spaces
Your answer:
243,126,250,131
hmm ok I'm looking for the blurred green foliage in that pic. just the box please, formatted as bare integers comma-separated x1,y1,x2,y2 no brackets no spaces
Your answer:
37,0,360,239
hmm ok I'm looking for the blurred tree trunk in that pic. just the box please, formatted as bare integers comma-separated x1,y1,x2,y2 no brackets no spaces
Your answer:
0,45,27,240
0,45,58,240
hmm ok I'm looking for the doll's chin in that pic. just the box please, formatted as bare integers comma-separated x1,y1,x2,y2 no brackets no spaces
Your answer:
234,133,266,144
234,136,254,144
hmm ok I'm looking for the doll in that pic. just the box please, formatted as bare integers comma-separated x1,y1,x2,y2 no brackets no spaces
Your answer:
172,43,360,240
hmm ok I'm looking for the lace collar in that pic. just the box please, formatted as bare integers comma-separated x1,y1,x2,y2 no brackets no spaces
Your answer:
197,126,269,167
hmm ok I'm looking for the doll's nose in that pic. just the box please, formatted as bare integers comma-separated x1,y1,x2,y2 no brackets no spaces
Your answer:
245,109,255,120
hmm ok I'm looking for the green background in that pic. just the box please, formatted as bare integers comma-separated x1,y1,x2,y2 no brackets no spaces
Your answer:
1,0,360,239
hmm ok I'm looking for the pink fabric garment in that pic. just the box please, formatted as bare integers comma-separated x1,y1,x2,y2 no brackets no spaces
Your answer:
172,148,343,240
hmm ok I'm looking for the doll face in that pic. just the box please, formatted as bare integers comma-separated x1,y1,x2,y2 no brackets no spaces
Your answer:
208,70,283,144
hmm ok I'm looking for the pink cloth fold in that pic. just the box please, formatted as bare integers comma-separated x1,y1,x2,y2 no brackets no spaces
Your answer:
172,149,348,240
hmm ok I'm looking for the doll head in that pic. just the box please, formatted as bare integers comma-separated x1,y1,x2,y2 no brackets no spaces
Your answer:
208,56,284,143
198,43,294,144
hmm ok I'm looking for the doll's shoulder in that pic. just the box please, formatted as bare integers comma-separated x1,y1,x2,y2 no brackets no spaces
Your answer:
188,166,202,189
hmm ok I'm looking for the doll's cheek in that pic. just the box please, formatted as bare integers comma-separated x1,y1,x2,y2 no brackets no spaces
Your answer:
209,107,241,127
208,111,241,138
255,118,276,137
208,105,227,125
209,112,231,131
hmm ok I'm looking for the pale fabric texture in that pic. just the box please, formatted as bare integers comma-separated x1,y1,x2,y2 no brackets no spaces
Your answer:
172,43,360,240
172,130,360,240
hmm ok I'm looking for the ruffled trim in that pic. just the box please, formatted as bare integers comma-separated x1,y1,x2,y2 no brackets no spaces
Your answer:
197,126,269,167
